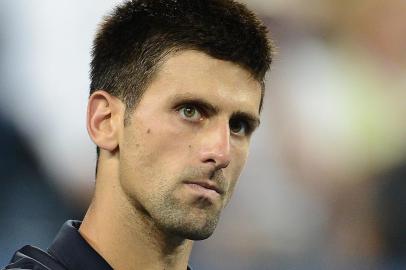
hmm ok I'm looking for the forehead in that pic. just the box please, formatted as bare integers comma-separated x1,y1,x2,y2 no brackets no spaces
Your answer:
144,50,262,115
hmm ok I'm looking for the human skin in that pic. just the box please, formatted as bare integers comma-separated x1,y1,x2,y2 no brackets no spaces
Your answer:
80,50,262,270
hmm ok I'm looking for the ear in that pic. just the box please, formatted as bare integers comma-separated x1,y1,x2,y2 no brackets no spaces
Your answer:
87,90,124,153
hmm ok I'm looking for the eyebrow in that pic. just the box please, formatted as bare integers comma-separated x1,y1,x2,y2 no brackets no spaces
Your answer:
170,93,261,128
231,111,261,129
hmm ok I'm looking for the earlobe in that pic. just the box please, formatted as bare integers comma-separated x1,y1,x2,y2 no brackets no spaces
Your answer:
87,90,124,152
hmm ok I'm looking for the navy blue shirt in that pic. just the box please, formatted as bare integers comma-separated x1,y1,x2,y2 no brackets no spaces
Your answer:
3,220,193,270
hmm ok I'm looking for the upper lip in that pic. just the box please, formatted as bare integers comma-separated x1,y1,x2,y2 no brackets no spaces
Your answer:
184,180,224,195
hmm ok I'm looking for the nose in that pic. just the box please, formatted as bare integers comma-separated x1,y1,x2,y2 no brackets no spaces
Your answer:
199,121,231,170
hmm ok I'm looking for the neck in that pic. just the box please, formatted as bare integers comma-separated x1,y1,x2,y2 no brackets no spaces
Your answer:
79,159,193,270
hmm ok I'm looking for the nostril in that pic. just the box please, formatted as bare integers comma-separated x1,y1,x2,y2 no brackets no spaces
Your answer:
205,158,216,163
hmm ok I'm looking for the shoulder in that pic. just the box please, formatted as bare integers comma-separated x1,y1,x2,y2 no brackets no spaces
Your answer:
2,245,66,270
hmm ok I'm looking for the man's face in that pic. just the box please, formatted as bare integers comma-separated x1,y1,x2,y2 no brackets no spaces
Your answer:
119,50,262,240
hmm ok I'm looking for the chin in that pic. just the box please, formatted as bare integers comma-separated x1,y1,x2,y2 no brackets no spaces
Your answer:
156,210,221,240
168,219,219,241
149,190,223,240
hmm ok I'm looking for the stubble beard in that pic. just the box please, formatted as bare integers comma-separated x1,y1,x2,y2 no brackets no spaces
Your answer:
152,192,221,240
147,169,228,241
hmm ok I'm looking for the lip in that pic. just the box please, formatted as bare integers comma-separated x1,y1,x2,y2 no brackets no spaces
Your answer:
183,180,224,195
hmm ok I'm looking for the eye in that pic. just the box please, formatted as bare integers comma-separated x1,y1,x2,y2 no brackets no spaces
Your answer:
229,118,249,136
178,104,203,122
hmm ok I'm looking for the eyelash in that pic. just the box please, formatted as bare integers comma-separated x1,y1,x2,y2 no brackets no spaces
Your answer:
177,104,205,122
176,103,253,136
229,118,253,136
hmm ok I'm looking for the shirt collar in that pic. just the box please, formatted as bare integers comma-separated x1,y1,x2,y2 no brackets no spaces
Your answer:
48,220,193,270
48,220,113,270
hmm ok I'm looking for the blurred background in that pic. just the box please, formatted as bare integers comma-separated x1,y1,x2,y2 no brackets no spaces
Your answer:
1,0,405,269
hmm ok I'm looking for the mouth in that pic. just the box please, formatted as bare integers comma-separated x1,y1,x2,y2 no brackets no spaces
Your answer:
183,180,224,199
184,180,224,194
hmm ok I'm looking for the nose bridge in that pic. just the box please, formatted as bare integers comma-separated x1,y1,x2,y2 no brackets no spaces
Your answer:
200,118,231,168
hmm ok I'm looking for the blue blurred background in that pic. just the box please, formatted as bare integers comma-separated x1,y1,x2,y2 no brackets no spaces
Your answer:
1,0,406,269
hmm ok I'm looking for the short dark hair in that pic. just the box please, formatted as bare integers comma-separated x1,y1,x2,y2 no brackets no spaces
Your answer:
90,0,274,159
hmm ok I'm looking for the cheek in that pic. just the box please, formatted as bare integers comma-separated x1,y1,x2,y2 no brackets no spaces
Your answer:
122,120,195,177
226,146,248,186
119,128,182,206
232,141,249,169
